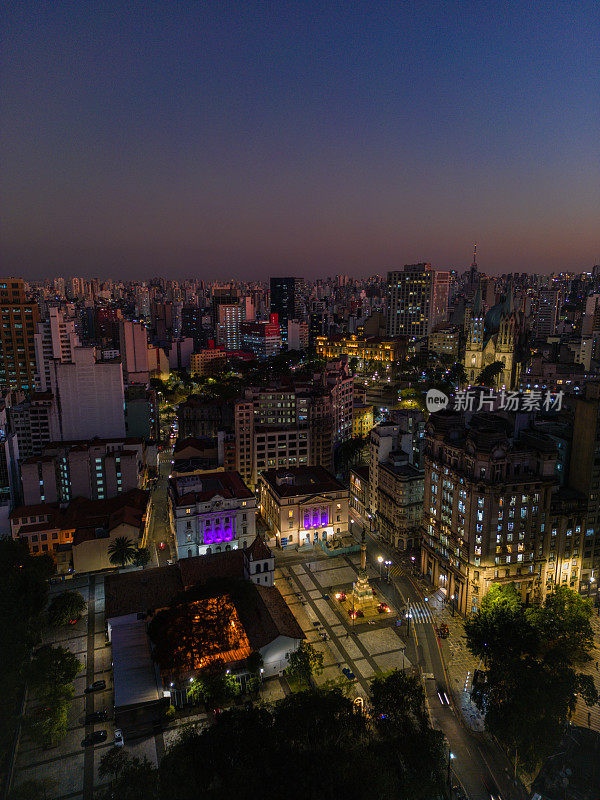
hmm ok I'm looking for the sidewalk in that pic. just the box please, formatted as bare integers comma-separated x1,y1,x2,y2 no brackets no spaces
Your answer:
408,572,484,731
411,571,600,735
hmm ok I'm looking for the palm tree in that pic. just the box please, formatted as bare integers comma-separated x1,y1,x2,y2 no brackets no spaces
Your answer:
108,537,137,568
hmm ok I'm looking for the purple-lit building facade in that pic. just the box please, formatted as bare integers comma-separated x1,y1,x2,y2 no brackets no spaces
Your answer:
169,470,257,560
258,465,349,550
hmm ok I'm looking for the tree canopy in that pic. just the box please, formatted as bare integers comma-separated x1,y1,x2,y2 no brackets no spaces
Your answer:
285,641,324,687
108,536,137,567
154,679,446,800
476,360,504,387
465,583,598,775
29,645,81,695
47,590,86,626
0,538,54,782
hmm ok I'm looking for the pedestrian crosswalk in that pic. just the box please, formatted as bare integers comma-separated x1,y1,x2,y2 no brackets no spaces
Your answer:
407,601,434,624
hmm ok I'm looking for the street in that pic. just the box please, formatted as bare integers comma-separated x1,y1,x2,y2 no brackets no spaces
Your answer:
146,448,177,567
352,519,524,800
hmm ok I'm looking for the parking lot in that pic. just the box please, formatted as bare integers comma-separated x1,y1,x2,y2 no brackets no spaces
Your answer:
10,575,161,800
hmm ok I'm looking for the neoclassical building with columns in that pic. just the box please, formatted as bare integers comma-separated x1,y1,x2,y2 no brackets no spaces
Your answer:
169,470,257,560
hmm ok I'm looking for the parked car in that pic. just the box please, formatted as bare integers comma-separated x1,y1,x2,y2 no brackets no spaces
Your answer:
81,730,107,747
114,729,124,747
85,710,108,724
84,679,106,693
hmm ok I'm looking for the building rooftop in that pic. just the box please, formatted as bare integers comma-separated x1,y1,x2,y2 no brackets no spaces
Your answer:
111,619,161,710
236,584,304,649
350,464,369,483
172,470,253,506
105,540,266,619
260,466,346,498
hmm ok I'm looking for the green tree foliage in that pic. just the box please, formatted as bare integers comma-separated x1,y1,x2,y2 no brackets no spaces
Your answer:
99,746,133,782
98,756,159,800
245,650,263,675
476,360,505,387
447,362,467,387
29,645,81,696
108,536,137,568
526,585,595,665
465,583,598,775
25,693,70,748
334,437,367,480
157,683,445,800
0,538,54,778
188,668,240,709
47,590,86,626
370,670,446,797
133,547,152,569
286,641,324,688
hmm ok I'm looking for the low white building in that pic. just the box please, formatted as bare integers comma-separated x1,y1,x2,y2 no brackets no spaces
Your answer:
169,470,257,560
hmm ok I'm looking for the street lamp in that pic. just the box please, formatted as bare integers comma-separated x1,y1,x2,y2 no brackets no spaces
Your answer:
384,559,391,582
378,555,383,577
450,593,456,617
447,751,455,793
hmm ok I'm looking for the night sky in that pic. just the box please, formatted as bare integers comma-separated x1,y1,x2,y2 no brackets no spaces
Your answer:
2,1,598,279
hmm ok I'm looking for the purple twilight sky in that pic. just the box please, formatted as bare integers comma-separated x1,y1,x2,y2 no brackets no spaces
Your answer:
1,1,599,279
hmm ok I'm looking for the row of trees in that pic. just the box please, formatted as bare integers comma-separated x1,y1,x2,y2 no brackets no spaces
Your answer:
0,538,54,794
23,588,89,752
465,584,598,776
94,672,447,800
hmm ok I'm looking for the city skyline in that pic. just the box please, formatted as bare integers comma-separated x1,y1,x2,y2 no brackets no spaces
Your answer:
2,1,598,279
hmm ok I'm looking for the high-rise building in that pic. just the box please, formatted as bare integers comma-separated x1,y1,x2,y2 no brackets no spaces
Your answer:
270,277,296,341
0,278,40,391
241,314,281,357
118,320,149,385
0,407,21,534
422,412,558,615
386,264,435,339
569,382,600,595
287,319,309,351
216,303,242,350
20,438,145,505
125,385,159,442
431,270,450,330
48,347,126,440
34,307,81,391
533,290,559,339
8,392,61,459
235,386,331,488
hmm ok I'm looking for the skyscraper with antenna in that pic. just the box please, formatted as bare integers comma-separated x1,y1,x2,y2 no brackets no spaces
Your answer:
468,243,479,288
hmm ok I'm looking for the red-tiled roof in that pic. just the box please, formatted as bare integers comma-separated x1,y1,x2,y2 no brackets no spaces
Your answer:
236,585,305,649
246,534,272,562
10,490,149,537
178,550,246,588
105,565,184,619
